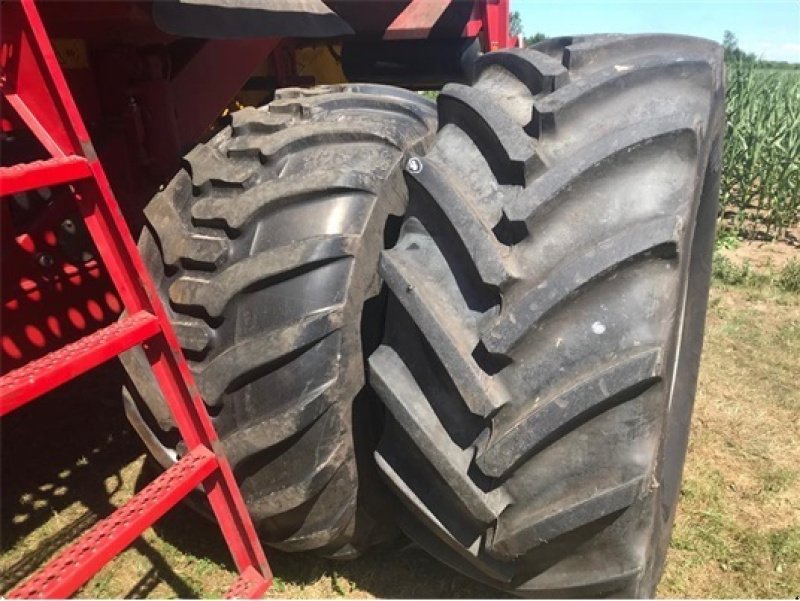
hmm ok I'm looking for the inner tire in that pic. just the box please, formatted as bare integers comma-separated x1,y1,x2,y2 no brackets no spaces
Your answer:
368,35,724,595
122,84,436,556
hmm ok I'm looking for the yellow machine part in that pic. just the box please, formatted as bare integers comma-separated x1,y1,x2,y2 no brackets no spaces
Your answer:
294,43,346,85
231,43,346,110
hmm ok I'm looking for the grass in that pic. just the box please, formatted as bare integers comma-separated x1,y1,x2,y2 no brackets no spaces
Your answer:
713,253,800,293
777,259,800,292
1,251,798,598
661,266,800,597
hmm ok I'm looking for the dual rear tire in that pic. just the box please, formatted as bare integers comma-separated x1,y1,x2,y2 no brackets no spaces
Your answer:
126,35,724,595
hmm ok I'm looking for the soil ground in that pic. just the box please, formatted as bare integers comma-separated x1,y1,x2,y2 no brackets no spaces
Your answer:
1,244,798,598
720,237,798,271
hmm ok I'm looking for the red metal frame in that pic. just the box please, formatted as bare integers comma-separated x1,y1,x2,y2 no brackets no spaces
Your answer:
0,19,278,376
383,0,453,40
0,155,92,196
0,1,271,597
381,0,512,48
172,38,280,147
481,0,512,52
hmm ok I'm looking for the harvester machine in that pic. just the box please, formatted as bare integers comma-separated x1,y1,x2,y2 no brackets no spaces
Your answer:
1,0,724,597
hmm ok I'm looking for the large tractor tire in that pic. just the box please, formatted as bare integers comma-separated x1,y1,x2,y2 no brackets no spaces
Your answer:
122,84,436,556
369,35,724,595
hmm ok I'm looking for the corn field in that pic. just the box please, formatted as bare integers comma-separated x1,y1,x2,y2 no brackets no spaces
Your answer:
721,61,800,239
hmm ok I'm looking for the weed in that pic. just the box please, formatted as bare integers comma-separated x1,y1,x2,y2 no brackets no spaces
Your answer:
759,467,796,494
330,571,346,597
272,577,286,594
776,320,800,348
712,251,800,295
777,259,800,292
715,227,742,250
768,528,800,566
712,254,760,286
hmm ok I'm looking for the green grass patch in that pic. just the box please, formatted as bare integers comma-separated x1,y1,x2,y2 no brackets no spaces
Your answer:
759,467,796,494
776,259,800,292
712,252,800,295
712,254,768,287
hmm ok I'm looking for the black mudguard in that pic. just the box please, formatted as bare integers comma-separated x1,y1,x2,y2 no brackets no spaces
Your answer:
153,0,353,39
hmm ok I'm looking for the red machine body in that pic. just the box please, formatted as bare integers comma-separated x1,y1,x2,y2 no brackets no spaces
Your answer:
1,0,512,376
0,0,512,595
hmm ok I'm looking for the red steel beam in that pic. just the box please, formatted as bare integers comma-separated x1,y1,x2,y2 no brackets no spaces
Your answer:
383,0,451,40
8,446,218,599
0,310,159,416
171,37,280,149
0,155,92,197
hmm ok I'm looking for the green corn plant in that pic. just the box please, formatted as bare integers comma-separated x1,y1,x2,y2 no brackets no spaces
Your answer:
722,59,800,239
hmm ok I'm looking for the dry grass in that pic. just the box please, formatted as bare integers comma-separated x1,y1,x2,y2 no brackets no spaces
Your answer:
659,270,800,597
2,250,799,598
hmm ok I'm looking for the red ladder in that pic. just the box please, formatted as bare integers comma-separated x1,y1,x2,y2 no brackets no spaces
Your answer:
0,1,272,597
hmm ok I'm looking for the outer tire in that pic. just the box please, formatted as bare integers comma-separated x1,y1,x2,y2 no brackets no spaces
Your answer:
122,84,436,556
369,35,724,595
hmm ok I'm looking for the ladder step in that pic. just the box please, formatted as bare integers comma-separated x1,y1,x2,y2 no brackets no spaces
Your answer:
7,446,219,599
0,311,160,416
225,566,272,599
0,155,92,197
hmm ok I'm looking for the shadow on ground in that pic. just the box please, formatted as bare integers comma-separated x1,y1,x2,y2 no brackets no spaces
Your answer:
1,360,504,598
0,361,174,596
153,496,505,598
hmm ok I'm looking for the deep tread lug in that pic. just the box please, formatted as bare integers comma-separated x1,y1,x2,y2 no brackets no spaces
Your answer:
244,428,348,519
143,175,229,268
406,157,513,286
230,106,293,135
490,475,645,557
475,48,569,94
482,215,682,355
437,84,542,185
184,144,259,188
191,172,375,231
197,310,342,406
477,348,662,478
226,123,402,159
223,380,335,466
370,346,510,522
505,116,699,223
381,249,508,416
168,235,357,318
172,319,212,355
530,57,713,139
